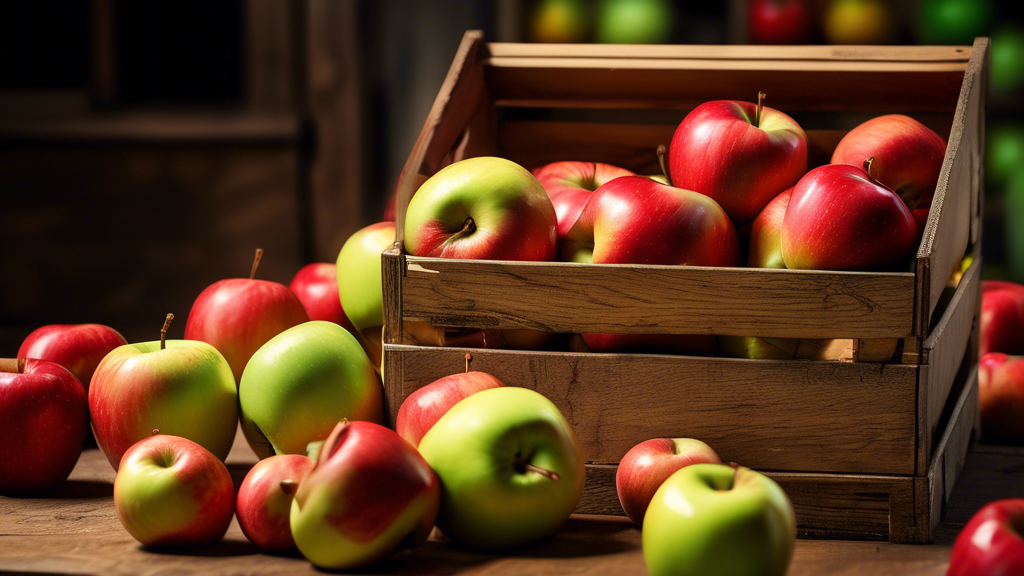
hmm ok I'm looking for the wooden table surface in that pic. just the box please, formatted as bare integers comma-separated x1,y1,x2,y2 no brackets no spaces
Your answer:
3,431,1023,576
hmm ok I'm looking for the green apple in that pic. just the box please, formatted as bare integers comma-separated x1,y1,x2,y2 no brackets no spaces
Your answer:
418,387,585,550
993,27,1024,94
336,221,396,333
917,0,993,46
530,0,589,43
643,464,796,576
239,321,383,459
988,124,1024,191
595,0,673,44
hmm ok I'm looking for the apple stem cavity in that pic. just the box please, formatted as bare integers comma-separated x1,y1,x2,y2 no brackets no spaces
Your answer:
279,479,298,497
755,91,766,128
459,217,476,237
656,145,672,186
152,428,160,436
0,358,26,374
250,248,264,280
160,313,174,351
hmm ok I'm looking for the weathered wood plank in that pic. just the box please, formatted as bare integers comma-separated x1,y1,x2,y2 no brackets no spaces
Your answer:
400,257,916,339
928,366,979,542
916,38,988,334
386,344,918,475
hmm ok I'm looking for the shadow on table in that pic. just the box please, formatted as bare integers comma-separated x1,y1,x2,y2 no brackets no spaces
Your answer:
143,538,259,558
2,480,114,500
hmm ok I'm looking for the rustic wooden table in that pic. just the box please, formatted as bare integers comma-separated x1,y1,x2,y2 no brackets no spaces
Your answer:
2,431,1022,576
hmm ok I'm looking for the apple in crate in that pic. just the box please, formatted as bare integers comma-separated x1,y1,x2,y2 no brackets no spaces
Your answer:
113,434,234,547
185,249,309,383
290,420,440,570
532,161,634,245
643,464,796,576
668,94,807,224
0,358,87,493
616,438,722,525
18,324,127,394
396,368,505,448
419,387,585,550
948,498,1024,576
90,315,238,470
781,160,918,271
831,114,947,209
979,353,1024,444
239,321,383,459
748,187,792,269
404,157,557,261
237,454,315,553
981,280,1024,356
289,263,356,333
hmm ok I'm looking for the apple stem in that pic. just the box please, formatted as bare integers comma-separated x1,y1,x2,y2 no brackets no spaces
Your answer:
152,428,160,436
250,248,264,280
656,145,672,186
279,479,298,497
465,353,471,373
460,217,476,236
160,313,174,351
729,461,740,490
525,463,560,481
0,358,25,374
755,91,766,128
863,157,875,179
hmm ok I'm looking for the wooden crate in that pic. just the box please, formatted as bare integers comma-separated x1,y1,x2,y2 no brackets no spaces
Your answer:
382,32,988,543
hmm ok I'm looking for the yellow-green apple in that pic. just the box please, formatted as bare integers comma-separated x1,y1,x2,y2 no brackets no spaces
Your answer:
404,157,557,261
948,499,1024,576
529,0,589,43
290,420,440,570
113,434,235,547
781,162,918,271
239,321,383,460
748,187,792,269
668,95,807,224
748,0,813,44
418,387,585,550
396,370,505,448
185,250,309,383
981,281,1024,356
643,464,796,576
595,0,674,44
289,263,356,334
831,115,947,209
532,161,634,247
236,454,315,553
0,358,87,493
823,0,893,44
979,353,1024,444
616,438,722,526
18,324,127,395
336,221,397,365
89,317,238,470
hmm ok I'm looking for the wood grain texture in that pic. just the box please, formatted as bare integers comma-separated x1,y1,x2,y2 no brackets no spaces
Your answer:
928,366,979,541
916,38,988,334
399,256,915,339
385,344,918,475
485,43,974,62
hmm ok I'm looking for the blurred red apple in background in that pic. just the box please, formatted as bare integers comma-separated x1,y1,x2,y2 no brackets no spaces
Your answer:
668,94,807,224
0,358,87,493
981,280,1024,356
748,0,813,44
18,324,127,394
979,353,1024,444
185,249,309,383
616,438,722,525
237,454,315,553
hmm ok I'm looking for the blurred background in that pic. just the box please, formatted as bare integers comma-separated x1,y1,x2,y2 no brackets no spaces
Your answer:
1,0,1021,351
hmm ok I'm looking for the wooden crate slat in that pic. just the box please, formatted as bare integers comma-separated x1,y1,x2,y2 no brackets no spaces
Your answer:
485,43,974,63
916,38,989,334
927,365,979,540
400,257,915,339
386,344,918,475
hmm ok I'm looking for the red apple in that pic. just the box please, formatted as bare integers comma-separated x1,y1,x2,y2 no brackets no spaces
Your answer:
616,438,722,525
18,324,127,394
668,96,807,224
948,499,1024,576
290,420,440,570
404,157,557,261
831,114,947,209
289,263,356,333
396,370,505,448
981,281,1024,356
781,162,919,271
748,0,813,44
185,249,309,383
0,358,87,493
532,161,634,245
113,434,235,547
236,454,315,553
748,187,792,269
979,353,1024,444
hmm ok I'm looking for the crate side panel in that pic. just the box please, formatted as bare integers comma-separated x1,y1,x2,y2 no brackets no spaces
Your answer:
389,345,919,475
401,258,915,339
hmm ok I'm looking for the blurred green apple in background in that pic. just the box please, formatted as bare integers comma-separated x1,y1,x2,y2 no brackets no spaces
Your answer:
595,0,673,44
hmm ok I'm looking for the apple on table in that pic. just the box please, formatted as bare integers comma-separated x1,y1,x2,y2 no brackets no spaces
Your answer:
18,323,127,395
981,280,1024,357
0,358,88,493
396,364,505,448
616,438,722,525
948,498,1024,576
236,454,315,553
979,353,1024,444
337,221,398,366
